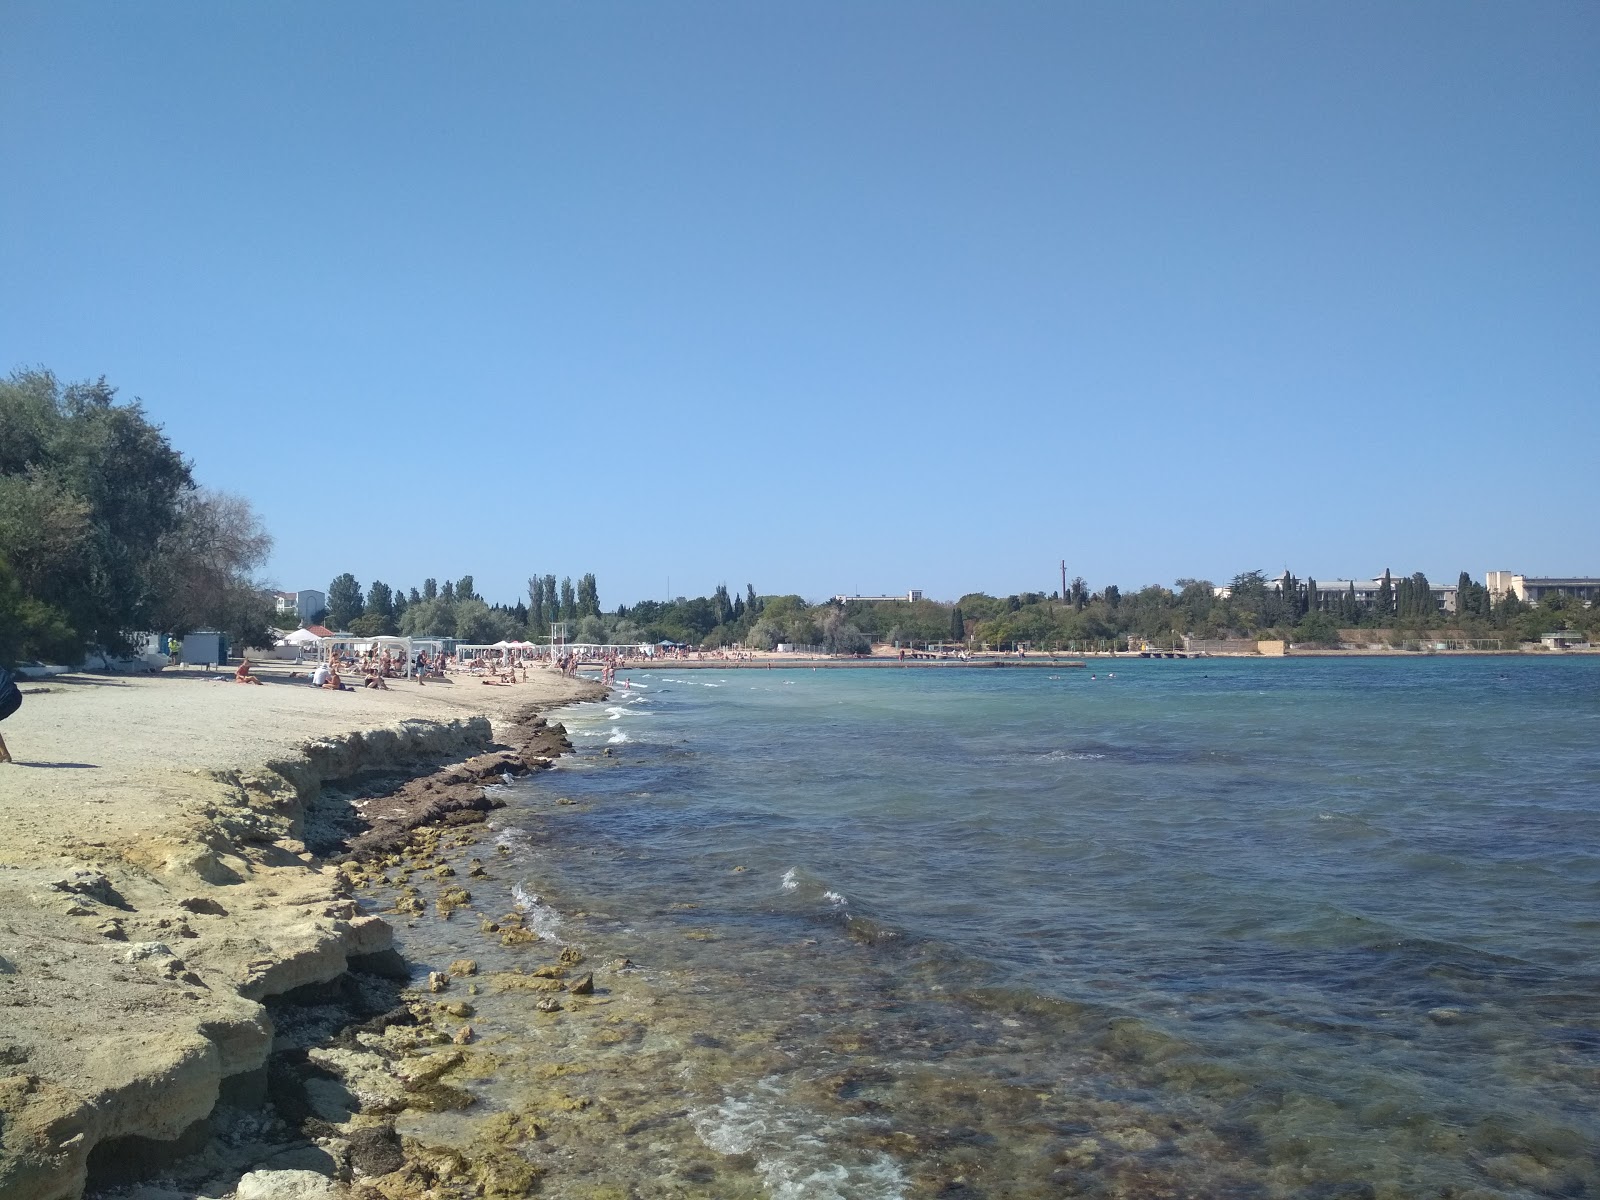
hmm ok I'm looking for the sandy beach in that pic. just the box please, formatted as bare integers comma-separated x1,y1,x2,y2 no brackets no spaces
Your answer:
0,664,600,1200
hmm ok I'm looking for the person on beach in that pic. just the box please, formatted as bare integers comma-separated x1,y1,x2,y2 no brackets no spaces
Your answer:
311,661,331,687
0,664,21,763
234,658,263,685
321,665,348,691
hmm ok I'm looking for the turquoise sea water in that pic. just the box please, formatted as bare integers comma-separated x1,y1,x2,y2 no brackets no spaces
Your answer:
384,658,1600,1197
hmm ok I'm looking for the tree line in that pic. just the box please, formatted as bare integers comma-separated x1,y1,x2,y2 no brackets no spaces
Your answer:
316,572,603,645
309,564,1598,654
963,569,1599,650
1,370,272,665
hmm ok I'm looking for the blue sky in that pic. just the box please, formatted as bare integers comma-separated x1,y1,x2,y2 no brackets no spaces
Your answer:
3,3,1596,608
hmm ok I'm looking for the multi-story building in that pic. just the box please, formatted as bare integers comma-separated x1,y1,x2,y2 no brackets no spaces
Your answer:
274,589,328,624
1259,573,1459,615
832,591,925,604
1485,573,1600,606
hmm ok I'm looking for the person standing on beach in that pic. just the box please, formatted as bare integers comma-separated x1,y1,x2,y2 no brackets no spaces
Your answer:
0,665,22,763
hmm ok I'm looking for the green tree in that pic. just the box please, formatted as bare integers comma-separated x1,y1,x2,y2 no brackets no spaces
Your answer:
456,575,477,603
147,490,275,646
1293,610,1341,647
0,555,77,665
422,578,437,600
0,369,195,653
327,574,364,631
453,598,498,643
364,580,396,634
1375,569,1394,618
560,576,576,621
1411,573,1432,622
528,576,546,634
950,606,966,642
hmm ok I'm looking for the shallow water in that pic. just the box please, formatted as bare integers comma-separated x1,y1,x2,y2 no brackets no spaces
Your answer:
371,658,1600,1197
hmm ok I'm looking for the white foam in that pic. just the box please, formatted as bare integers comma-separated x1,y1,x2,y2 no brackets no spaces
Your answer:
822,890,846,907
781,868,799,892
491,826,532,855
1041,749,1105,761
510,881,565,941
690,1081,907,1200
607,729,631,745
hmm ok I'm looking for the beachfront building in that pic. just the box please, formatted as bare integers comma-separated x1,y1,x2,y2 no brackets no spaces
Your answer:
1540,630,1592,650
1244,573,1460,615
1485,573,1600,606
274,589,327,623
832,591,925,604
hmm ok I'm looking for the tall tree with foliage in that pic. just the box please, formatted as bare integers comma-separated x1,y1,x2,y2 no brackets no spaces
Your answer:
560,576,576,622
147,489,275,646
1375,569,1394,618
456,575,477,603
1,369,196,652
0,555,77,665
528,575,546,634
364,581,396,633
327,574,363,630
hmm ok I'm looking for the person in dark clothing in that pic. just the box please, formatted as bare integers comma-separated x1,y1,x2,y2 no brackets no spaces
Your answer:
0,666,22,764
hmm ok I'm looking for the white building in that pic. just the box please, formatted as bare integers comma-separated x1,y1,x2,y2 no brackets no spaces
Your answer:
1218,573,1460,614
1485,573,1600,606
832,591,924,604
274,589,328,623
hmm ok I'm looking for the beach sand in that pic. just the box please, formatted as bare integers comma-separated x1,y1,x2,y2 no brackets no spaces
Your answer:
0,663,599,1200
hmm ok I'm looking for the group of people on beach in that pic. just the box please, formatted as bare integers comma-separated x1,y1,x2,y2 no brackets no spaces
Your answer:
216,639,634,701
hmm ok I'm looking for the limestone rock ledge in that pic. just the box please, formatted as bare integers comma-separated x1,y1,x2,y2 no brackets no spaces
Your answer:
0,717,496,1200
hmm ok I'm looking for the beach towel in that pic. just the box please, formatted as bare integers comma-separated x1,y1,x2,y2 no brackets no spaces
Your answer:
0,667,21,723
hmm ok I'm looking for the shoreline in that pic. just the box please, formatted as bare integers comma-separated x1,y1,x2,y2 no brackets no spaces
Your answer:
0,665,603,1200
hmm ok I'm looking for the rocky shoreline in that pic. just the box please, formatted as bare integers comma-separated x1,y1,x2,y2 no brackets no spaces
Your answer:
0,679,603,1200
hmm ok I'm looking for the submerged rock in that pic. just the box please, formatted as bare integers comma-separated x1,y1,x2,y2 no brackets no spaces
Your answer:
345,1124,405,1177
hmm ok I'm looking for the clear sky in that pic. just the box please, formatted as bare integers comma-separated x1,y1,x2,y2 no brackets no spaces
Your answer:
4,3,1596,608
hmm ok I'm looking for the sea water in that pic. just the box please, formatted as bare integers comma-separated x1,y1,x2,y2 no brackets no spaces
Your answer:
376,658,1600,1198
